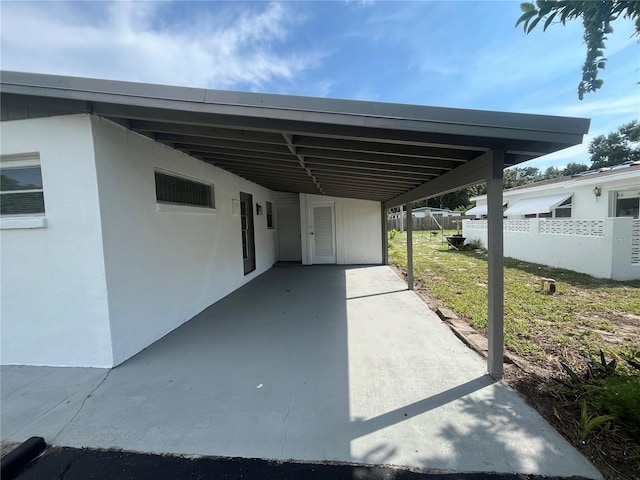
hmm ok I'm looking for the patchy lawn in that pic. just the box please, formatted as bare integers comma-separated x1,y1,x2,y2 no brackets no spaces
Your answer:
389,230,640,480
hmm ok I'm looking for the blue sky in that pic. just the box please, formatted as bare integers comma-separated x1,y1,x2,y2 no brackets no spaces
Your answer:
1,1,638,169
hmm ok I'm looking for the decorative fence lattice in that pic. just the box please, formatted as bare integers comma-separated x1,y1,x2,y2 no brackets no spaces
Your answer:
504,220,531,232
464,220,530,232
632,219,640,264
465,220,487,230
540,219,605,237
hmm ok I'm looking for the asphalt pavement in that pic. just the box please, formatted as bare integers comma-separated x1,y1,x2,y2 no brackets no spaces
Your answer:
11,446,593,480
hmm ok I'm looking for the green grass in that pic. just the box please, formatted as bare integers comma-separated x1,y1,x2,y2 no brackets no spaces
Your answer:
389,231,640,361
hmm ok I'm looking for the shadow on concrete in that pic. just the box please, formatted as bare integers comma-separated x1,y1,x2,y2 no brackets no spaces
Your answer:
1,265,601,478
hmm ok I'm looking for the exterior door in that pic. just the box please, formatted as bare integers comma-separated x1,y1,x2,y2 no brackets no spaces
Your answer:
240,192,256,275
310,203,336,264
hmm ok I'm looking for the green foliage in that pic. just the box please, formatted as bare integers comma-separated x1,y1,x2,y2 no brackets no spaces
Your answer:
563,161,589,176
586,349,618,378
589,119,640,169
560,351,640,439
516,1,640,99
579,399,616,440
467,238,485,250
413,190,474,212
588,375,640,438
388,228,399,240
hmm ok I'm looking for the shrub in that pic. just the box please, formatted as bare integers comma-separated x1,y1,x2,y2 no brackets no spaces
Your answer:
561,351,640,440
468,238,484,250
588,375,640,440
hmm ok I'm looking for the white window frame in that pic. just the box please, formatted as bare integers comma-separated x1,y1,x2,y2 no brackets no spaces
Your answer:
0,154,47,229
612,189,640,219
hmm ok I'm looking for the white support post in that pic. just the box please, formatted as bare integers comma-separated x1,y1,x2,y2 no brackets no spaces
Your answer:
487,149,505,379
399,205,404,232
406,203,413,290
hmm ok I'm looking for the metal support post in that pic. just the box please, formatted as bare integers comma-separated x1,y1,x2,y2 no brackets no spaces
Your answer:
487,149,505,379
406,203,413,290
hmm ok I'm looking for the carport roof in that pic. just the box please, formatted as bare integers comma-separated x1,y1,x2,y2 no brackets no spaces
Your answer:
0,71,590,208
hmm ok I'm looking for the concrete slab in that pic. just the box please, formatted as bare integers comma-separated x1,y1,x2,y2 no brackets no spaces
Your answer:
1,265,601,478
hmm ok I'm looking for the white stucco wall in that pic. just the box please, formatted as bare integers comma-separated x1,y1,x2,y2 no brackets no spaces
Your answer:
299,194,382,265
90,116,277,365
0,115,113,367
463,218,639,280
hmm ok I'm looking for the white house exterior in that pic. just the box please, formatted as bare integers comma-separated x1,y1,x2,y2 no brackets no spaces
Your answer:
464,163,640,280
0,115,381,367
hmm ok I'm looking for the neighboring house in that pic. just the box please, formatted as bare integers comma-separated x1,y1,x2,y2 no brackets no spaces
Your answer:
0,71,589,370
463,163,640,280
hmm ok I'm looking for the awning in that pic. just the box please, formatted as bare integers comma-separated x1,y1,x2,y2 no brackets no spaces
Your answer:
465,204,488,216
503,193,572,216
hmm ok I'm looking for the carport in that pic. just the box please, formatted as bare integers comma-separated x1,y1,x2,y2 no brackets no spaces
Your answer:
0,71,591,378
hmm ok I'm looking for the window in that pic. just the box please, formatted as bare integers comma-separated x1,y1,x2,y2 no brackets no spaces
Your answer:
155,171,214,209
520,197,571,218
554,197,572,218
266,201,274,228
614,190,639,219
0,158,45,216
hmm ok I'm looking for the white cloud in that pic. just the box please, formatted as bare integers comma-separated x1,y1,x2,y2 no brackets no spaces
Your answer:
0,1,321,90
552,95,640,117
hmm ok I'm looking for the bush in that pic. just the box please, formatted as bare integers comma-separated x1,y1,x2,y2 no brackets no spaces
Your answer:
388,228,399,240
589,375,640,439
561,351,640,440
468,238,484,250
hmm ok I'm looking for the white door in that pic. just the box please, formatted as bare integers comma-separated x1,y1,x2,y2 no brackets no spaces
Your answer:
310,204,336,264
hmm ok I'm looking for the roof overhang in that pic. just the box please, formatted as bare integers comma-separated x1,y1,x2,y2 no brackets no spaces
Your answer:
0,71,590,209
465,204,488,216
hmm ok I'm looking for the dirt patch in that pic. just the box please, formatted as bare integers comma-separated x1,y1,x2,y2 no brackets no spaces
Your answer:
390,264,640,480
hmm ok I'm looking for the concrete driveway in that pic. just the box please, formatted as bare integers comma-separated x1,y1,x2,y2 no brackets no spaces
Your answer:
1,265,601,478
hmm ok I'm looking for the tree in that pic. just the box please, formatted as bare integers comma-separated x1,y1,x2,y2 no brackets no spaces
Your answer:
544,166,562,178
589,119,640,168
562,161,589,175
516,1,640,99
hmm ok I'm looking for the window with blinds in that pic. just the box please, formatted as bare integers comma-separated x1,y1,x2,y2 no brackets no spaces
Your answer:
155,171,214,208
0,160,45,216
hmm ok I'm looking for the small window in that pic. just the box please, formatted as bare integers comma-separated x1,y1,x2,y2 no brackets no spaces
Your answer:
266,201,274,228
155,171,214,208
614,190,639,219
0,160,45,216
554,197,572,218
